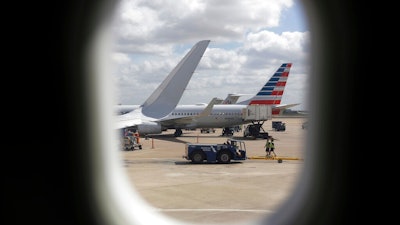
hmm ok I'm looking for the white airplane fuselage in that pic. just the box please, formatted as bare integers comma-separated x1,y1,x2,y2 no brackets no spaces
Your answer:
164,104,248,129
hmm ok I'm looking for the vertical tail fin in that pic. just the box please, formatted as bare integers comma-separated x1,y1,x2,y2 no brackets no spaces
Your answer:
237,63,292,108
221,94,242,104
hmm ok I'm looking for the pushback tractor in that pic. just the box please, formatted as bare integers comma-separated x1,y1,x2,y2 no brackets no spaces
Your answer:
183,138,247,164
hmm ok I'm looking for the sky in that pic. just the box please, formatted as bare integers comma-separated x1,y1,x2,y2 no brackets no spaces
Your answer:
109,0,310,111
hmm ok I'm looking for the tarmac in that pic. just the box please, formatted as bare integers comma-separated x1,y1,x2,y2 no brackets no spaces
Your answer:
119,117,307,224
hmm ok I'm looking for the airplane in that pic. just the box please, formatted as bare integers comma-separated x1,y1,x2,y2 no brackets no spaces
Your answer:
117,62,295,137
167,63,296,136
115,39,211,133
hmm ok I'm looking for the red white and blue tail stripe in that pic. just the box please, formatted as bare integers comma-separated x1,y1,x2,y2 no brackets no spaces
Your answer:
237,63,292,115
249,63,291,105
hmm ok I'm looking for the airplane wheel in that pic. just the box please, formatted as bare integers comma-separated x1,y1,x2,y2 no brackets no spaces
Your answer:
174,129,183,137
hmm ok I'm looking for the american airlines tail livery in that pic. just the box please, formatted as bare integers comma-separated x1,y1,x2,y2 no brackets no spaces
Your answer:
236,63,297,115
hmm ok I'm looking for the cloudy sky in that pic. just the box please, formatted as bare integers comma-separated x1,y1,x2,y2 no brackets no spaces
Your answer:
109,0,310,110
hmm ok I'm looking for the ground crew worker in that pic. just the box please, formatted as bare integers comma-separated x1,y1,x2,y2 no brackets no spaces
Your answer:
265,139,276,157
265,140,270,156
268,140,276,157
134,132,140,144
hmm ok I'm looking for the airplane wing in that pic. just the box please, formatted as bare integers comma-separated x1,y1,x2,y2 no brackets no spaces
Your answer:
297,110,309,115
272,103,301,116
274,103,300,110
114,108,145,129
114,104,140,115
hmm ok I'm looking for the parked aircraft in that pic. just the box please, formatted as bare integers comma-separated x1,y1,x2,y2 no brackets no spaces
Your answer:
115,40,210,133
117,62,295,137
166,63,295,136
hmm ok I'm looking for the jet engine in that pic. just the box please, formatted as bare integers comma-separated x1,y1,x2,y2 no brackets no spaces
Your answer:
137,122,162,135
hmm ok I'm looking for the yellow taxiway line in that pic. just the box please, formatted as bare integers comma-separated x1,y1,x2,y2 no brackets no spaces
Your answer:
248,156,303,161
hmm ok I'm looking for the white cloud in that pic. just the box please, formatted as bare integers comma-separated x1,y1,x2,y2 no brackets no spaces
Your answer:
109,0,309,110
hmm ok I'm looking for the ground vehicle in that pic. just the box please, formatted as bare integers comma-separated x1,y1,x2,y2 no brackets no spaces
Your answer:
272,121,286,131
183,138,247,163
243,122,270,139
200,128,215,133
221,127,234,136
121,136,142,150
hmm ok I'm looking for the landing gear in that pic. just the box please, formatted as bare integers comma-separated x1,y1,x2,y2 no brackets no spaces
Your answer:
174,128,183,137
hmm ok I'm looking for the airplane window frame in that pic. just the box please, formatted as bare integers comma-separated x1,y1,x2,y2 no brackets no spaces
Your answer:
6,0,360,225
